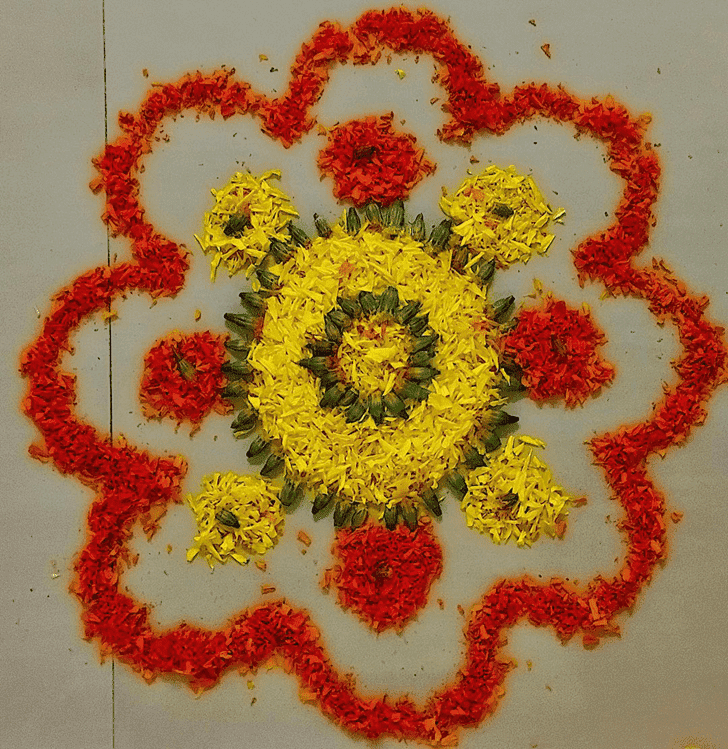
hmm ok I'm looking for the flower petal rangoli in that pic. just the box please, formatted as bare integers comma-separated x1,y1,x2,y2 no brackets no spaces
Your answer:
19,7,728,747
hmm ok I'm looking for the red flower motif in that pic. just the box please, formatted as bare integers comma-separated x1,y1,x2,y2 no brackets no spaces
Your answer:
501,296,615,406
318,113,435,206
140,331,231,428
322,519,443,632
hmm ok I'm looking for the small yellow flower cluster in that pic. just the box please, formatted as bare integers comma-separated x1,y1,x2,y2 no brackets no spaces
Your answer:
440,165,563,268
194,169,299,279
461,435,578,546
247,223,503,508
186,472,284,566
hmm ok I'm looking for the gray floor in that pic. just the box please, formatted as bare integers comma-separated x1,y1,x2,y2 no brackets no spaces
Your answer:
2,1,727,748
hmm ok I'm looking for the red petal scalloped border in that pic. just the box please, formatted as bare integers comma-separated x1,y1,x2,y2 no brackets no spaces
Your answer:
19,7,728,745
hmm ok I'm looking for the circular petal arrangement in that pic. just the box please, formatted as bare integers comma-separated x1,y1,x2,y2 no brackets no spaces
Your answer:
230,215,507,515
322,519,443,632
501,295,616,406
440,165,562,269
139,331,231,428
19,7,728,747
318,113,436,206
186,472,284,566
459,435,582,546
194,169,299,279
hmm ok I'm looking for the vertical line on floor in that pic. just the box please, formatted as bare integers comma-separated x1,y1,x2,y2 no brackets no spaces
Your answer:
101,0,115,747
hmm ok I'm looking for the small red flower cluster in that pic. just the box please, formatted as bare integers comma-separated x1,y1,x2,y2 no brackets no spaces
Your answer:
318,114,436,206
20,7,728,746
501,296,615,406
140,331,231,428
322,519,443,632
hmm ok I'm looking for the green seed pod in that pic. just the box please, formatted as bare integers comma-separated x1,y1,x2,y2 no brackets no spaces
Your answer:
464,446,487,469
224,312,256,335
279,478,303,507
367,393,385,425
222,361,253,379
337,296,360,318
319,369,341,388
475,258,496,284
314,213,332,238
492,295,515,323
395,300,421,325
268,238,292,263
379,285,399,314
312,492,334,515
220,382,247,400
429,219,452,253
389,199,405,229
306,339,337,357
365,202,382,226
406,366,438,382
346,207,361,235
410,213,426,242
490,411,519,427
500,359,523,380
350,506,368,528
223,213,250,236
326,310,351,331
358,291,379,316
500,491,519,508
401,503,418,531
339,388,359,409
409,313,430,337
333,500,352,528
480,432,502,453
397,381,430,401
215,508,240,528
320,382,347,408
383,504,399,531
379,203,392,226
287,222,309,247
297,357,330,377
409,350,434,367
324,316,343,343
246,436,270,459
500,377,527,393
411,333,439,354
260,453,284,477
224,339,250,356
172,350,196,382
239,291,267,313
492,202,515,219
256,268,279,290
421,487,442,518
231,409,257,432
451,246,468,271
383,391,408,418
231,422,257,439
345,399,367,423
447,471,468,497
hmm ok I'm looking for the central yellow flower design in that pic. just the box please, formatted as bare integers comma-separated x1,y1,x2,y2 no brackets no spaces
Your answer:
246,223,503,508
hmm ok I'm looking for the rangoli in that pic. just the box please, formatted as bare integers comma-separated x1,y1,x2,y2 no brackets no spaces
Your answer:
19,8,728,746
